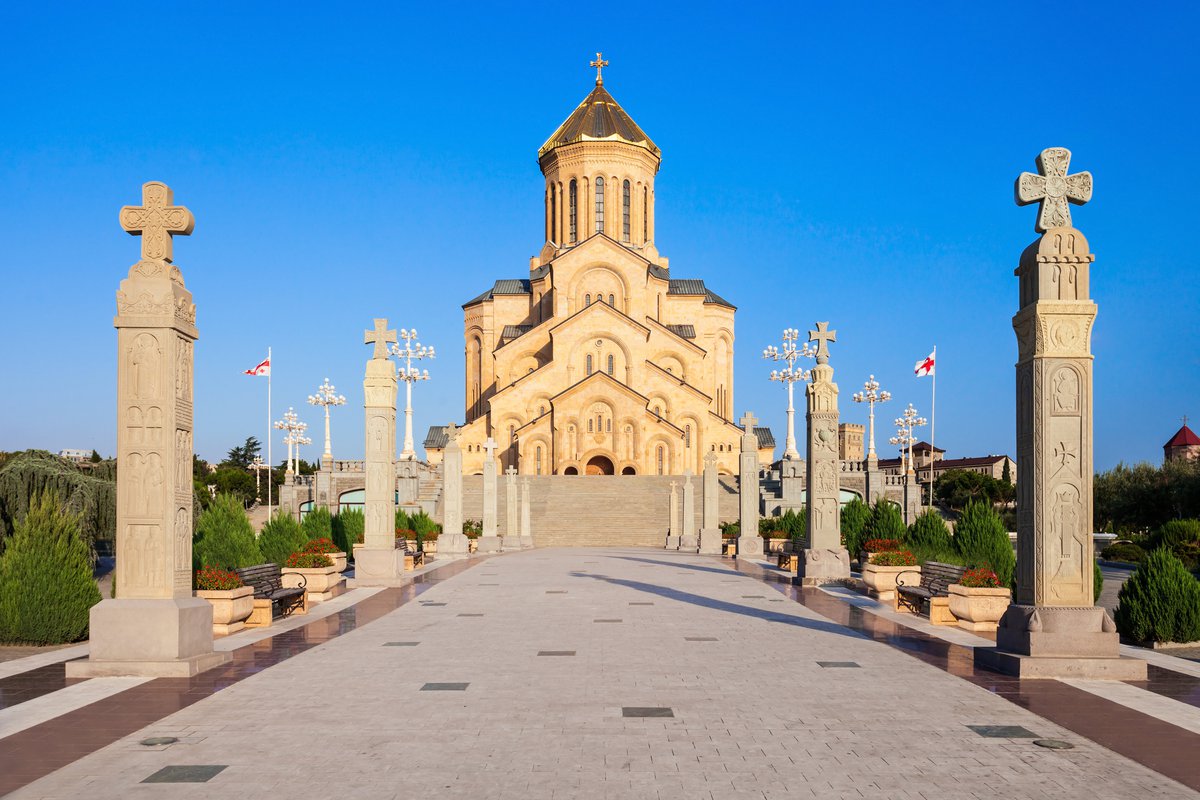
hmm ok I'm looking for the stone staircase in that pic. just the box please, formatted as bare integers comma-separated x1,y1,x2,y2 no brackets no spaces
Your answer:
445,475,743,548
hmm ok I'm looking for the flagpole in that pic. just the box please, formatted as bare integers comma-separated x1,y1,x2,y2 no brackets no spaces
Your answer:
929,345,936,510
267,346,272,521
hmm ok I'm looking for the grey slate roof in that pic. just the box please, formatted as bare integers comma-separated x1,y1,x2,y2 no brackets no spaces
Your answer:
755,427,775,449
648,264,670,280
665,324,696,339
463,279,532,307
423,425,458,449
666,279,736,309
501,324,535,340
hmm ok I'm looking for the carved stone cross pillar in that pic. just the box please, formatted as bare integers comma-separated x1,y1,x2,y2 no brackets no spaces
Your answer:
520,477,533,548
438,424,469,558
69,182,229,678
736,412,763,558
699,451,722,554
478,437,501,552
976,147,1144,680
798,322,850,585
680,470,698,552
666,481,681,549
502,465,520,551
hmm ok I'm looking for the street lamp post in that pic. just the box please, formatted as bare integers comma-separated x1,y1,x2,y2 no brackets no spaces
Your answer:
250,455,266,499
890,403,927,477
852,375,891,462
273,407,307,473
763,328,815,460
307,378,346,463
390,329,434,460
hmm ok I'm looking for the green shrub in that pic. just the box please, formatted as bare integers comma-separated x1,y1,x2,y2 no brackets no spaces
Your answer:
1100,542,1146,564
332,508,364,558
864,500,906,545
1114,548,1200,644
257,512,306,566
193,493,262,569
870,550,917,567
840,497,870,554
395,508,411,533
719,521,739,539
907,542,967,567
780,508,807,550
906,509,952,552
301,506,333,542
0,492,101,644
1173,540,1200,571
1094,560,1103,604
0,450,115,556
410,510,439,538
952,501,1015,589
1153,519,1200,550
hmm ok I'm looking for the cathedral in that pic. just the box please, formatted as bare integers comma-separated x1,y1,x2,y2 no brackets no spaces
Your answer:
425,62,773,476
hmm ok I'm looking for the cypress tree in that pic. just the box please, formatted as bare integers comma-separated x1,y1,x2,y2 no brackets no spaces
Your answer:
0,491,101,644
193,493,261,570
952,501,1015,588
257,511,307,566
1114,548,1200,644
840,497,870,553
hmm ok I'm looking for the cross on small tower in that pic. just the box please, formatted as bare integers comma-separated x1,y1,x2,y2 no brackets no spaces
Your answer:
1184,414,1191,428
364,318,397,360
445,421,458,442
120,181,194,263
1016,147,1093,232
484,437,498,458
590,52,609,84
808,321,837,364
739,411,758,432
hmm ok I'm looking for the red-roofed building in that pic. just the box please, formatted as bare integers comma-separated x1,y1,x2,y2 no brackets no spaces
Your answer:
1164,423,1200,463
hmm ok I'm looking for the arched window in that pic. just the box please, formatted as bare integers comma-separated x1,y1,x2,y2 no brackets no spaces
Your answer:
685,424,691,448
509,424,516,443
622,180,631,242
588,418,594,433
569,179,577,243
607,354,614,376
585,293,591,306
643,186,648,240
594,177,605,234
538,404,545,416
586,354,593,375
536,446,543,475
608,293,614,306
596,413,602,431
606,418,612,433
657,445,665,475
549,183,556,242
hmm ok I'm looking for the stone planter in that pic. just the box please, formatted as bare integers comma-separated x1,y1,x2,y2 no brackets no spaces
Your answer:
196,586,255,635
324,551,347,572
282,565,345,603
763,538,788,554
722,540,738,556
777,552,799,573
422,539,438,555
862,562,919,602
468,537,479,553
948,584,1011,632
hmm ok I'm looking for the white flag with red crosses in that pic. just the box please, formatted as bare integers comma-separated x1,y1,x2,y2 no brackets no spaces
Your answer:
914,351,935,377
243,357,270,376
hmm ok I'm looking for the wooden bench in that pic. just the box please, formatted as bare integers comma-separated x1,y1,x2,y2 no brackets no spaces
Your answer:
404,547,425,570
236,564,307,627
895,561,965,625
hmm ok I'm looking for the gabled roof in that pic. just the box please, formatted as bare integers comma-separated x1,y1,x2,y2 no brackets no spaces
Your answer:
424,425,463,449
539,82,659,158
667,279,736,309
463,279,531,308
1165,424,1200,448
665,324,696,339
548,296,651,338
755,428,775,449
500,324,535,341
912,441,946,454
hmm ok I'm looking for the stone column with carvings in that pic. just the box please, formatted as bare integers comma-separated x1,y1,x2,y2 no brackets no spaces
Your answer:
977,147,1144,679
70,182,229,678
736,412,763,558
798,322,850,585
353,318,404,585
680,470,698,552
665,481,680,549
780,458,805,511
438,425,469,558
502,465,520,550
699,451,722,554
478,437,501,553
520,477,533,548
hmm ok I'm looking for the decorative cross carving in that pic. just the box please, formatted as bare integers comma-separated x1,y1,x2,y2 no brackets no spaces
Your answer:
739,411,758,432
1016,147,1093,232
364,318,397,360
445,421,458,442
120,181,194,263
484,437,498,457
703,450,718,467
506,465,518,477
590,52,609,84
808,322,837,363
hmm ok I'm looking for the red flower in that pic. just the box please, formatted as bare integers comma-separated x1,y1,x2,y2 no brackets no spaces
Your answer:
194,566,243,591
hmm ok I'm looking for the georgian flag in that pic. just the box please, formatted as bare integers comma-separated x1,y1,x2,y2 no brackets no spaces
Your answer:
243,357,270,376
914,351,935,377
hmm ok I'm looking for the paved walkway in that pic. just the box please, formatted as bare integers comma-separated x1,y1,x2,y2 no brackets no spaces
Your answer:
2,548,1198,799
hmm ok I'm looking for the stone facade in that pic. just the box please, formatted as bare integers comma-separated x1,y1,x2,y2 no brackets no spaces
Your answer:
837,423,864,461
424,72,773,477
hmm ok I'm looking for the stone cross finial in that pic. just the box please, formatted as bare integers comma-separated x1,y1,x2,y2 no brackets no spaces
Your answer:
445,421,458,441
808,322,837,364
1016,147,1093,232
120,181,194,263
703,450,718,466
484,437,498,457
506,465,517,477
739,411,758,431
590,52,609,84
364,318,397,360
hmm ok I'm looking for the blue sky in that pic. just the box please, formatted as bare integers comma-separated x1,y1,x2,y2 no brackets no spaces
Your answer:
1,2,1196,470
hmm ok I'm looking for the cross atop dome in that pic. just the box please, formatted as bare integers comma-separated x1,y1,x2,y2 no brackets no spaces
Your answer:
590,52,609,85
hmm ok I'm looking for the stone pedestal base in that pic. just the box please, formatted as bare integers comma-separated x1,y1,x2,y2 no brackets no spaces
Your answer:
679,534,698,552
476,537,501,553
974,604,1147,680
520,536,534,549
736,535,763,558
929,597,956,626
437,532,470,559
665,536,680,549
500,536,521,552
350,546,406,586
794,548,850,586
66,598,230,678
698,529,723,555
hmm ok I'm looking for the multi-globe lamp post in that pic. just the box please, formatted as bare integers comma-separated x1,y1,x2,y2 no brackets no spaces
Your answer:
890,403,927,477
273,407,308,474
307,378,346,463
390,329,434,460
763,328,815,460
852,375,891,461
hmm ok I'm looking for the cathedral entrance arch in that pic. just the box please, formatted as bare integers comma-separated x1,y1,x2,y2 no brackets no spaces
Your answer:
621,465,636,475
586,455,615,475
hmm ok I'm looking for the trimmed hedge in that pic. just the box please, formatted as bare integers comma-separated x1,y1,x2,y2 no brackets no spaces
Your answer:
258,511,307,566
193,493,261,570
906,509,952,552
1100,542,1147,564
1153,519,1200,550
1114,548,1200,644
0,492,101,644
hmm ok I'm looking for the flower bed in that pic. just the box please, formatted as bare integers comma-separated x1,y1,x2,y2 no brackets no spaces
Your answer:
862,550,919,601
194,566,253,635
302,538,346,571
